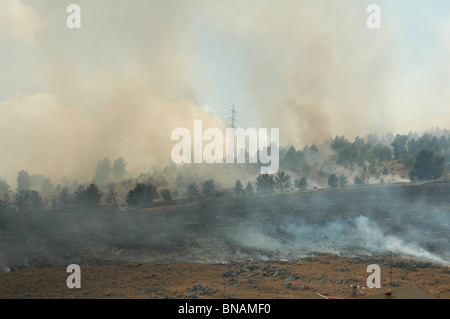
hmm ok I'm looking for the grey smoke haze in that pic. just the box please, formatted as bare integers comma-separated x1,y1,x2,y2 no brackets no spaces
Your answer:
1,0,450,184
0,0,225,184
1,183,448,267
231,215,449,265
224,183,450,265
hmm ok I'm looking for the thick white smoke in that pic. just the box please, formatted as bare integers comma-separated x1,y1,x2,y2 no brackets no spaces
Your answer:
230,216,450,265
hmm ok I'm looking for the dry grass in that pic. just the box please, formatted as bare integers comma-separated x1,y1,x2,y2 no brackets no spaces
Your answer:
1,255,448,299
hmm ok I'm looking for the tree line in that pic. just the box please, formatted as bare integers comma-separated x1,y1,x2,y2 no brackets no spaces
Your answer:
282,132,448,182
1,131,448,213
0,168,302,213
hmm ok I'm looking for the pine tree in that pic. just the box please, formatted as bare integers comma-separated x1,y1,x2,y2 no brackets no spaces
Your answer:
234,179,244,195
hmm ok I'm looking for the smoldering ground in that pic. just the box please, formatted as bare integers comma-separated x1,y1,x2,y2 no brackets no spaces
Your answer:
0,181,449,269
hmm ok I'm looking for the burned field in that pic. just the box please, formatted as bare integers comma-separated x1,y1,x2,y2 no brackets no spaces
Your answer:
1,181,449,267
0,181,449,298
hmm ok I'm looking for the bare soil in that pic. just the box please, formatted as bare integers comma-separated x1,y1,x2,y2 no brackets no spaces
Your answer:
1,255,449,299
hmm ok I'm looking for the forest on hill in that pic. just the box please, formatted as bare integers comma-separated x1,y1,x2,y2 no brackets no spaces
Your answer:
1,129,449,214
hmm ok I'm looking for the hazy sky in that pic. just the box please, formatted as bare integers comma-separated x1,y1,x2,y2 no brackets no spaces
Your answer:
1,0,450,183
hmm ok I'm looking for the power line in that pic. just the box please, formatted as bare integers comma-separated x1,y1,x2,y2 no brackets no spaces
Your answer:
229,105,237,129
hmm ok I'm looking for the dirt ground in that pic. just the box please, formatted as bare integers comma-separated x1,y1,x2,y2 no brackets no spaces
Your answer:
1,255,449,299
